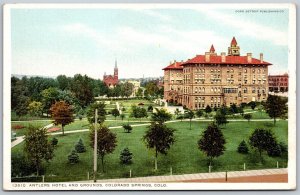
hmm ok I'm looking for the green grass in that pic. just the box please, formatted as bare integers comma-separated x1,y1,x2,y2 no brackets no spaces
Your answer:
11,121,52,137
11,120,288,182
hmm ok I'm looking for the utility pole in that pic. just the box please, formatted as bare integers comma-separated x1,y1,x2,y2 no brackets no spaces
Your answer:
93,109,98,182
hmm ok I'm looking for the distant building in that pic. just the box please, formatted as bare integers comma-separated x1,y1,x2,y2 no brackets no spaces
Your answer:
103,60,118,88
268,74,289,92
163,37,272,110
128,80,141,97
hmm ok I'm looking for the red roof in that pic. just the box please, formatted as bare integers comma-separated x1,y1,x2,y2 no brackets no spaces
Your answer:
181,55,272,66
231,37,237,46
162,61,184,70
210,44,215,52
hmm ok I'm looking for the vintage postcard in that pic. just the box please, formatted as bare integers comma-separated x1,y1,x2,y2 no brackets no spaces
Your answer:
3,3,296,190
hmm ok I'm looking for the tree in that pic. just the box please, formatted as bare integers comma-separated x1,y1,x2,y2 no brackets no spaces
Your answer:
237,105,244,116
243,114,252,123
267,143,282,157
24,126,54,176
122,82,134,99
249,128,278,161
151,108,172,124
68,150,79,164
11,153,36,177
143,122,175,170
111,108,120,120
248,101,256,110
145,81,159,97
136,88,143,98
57,75,71,91
41,87,60,116
198,123,226,165
230,103,238,115
28,101,43,117
130,105,148,121
264,95,288,125
205,105,212,114
70,74,94,107
196,109,203,118
75,138,86,153
174,108,181,118
123,124,133,133
184,109,195,130
237,140,249,154
87,102,106,124
50,101,74,136
15,96,29,117
214,111,228,126
90,125,117,172
120,147,133,165
120,113,125,121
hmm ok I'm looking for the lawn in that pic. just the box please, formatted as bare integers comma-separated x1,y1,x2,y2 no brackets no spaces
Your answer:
11,120,288,182
11,121,52,137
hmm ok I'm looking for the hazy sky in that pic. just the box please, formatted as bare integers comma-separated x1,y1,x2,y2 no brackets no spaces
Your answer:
10,6,289,79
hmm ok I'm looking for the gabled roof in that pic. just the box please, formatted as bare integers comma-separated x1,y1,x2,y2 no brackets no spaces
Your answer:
181,55,272,66
162,61,184,70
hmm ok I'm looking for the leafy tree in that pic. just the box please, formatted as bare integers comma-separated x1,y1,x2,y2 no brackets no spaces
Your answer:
11,153,36,177
70,74,94,107
51,137,58,147
230,103,238,115
120,147,133,165
184,109,195,130
248,101,256,110
237,105,244,116
75,138,86,153
120,113,125,121
264,95,288,125
174,108,181,118
205,105,212,114
198,123,226,165
249,128,278,161
143,122,175,170
214,111,228,126
122,82,134,99
196,109,203,118
15,96,29,117
219,105,228,115
24,126,54,176
123,124,133,133
68,150,79,164
267,143,282,157
237,140,249,154
145,81,159,97
111,108,120,120
41,87,60,116
50,101,74,136
243,114,252,122
87,102,106,124
136,88,144,98
130,105,148,121
90,125,117,172
28,101,43,117
57,75,71,91
151,108,172,124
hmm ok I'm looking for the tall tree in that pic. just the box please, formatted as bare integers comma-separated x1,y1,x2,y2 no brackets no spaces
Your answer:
71,74,94,107
24,126,54,176
86,102,107,124
57,75,71,91
249,128,278,161
136,88,144,98
198,123,226,165
41,87,60,116
145,81,159,97
50,101,74,135
143,122,175,170
264,95,288,125
151,108,172,124
122,82,134,99
90,125,117,172
28,101,43,117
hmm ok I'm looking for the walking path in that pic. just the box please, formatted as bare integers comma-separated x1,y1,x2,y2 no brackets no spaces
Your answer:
78,168,287,183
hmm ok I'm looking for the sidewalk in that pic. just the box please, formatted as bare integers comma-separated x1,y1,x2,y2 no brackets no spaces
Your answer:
80,168,287,183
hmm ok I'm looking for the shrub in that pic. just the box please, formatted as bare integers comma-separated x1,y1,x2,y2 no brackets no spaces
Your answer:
237,140,249,154
120,147,133,165
51,137,58,146
11,153,36,177
123,124,132,133
75,138,86,153
267,143,282,157
68,150,79,164
148,105,153,112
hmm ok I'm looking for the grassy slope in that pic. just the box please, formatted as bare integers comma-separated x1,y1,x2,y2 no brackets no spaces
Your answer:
12,120,288,182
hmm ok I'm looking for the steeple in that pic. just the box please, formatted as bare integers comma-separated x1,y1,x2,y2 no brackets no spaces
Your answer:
114,59,118,69
210,44,215,53
228,36,240,56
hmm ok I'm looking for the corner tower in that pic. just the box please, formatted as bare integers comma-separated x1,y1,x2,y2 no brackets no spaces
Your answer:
228,36,240,56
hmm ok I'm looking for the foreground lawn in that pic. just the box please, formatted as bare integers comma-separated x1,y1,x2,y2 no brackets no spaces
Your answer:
11,120,288,182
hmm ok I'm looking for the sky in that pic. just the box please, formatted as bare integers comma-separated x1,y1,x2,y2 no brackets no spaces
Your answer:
10,6,290,79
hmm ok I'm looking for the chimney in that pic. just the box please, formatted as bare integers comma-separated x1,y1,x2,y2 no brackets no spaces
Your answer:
221,52,226,63
247,53,252,63
260,53,263,63
205,52,210,62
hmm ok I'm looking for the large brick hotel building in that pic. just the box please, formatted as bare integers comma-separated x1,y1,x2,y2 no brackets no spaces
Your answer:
163,37,272,110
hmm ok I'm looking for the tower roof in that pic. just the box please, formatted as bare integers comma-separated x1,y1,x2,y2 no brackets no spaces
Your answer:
114,59,118,69
231,37,237,46
210,44,215,53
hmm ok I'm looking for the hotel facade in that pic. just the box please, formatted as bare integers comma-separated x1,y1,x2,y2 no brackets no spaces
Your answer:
163,37,272,110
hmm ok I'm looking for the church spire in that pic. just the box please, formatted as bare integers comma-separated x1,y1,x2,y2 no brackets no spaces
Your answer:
115,59,118,69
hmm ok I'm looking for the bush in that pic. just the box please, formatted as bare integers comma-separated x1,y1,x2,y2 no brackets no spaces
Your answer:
237,140,249,154
75,138,86,153
11,153,37,177
147,105,153,112
51,137,58,146
68,150,79,164
267,143,282,157
120,147,133,165
123,124,132,133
